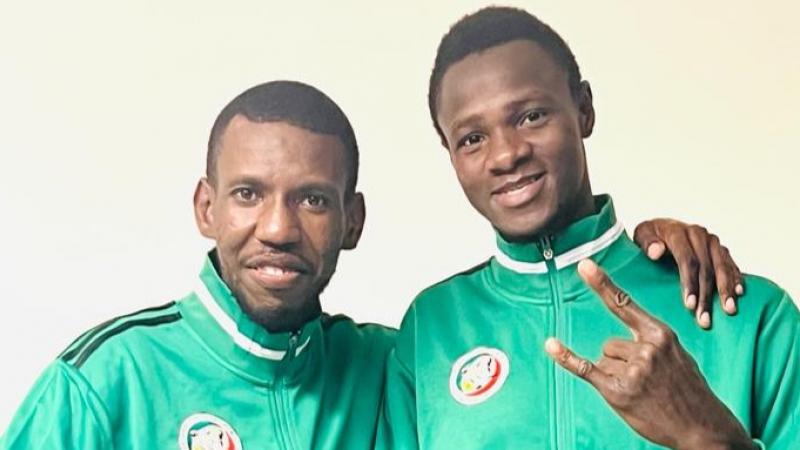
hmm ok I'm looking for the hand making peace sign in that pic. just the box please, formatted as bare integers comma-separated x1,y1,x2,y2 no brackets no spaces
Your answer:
544,259,757,450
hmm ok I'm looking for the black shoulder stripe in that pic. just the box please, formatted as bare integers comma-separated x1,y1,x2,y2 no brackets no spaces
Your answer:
321,313,387,330
60,302,177,363
72,312,182,369
432,260,491,287
320,313,350,328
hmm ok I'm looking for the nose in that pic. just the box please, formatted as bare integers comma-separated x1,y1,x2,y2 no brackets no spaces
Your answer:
487,129,532,175
253,196,302,248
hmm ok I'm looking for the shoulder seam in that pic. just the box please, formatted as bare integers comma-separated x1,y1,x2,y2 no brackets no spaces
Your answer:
72,311,183,369
53,360,115,447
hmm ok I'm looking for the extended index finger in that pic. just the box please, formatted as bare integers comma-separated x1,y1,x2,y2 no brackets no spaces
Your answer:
577,259,662,337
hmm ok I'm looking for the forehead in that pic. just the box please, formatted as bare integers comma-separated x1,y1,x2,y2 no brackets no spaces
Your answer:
437,40,573,127
215,116,348,187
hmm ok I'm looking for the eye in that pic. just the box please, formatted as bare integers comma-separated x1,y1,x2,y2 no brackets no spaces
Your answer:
520,110,549,126
456,133,484,151
232,187,258,203
301,193,328,210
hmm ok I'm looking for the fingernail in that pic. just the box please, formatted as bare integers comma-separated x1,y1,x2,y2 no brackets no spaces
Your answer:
725,297,737,314
544,337,560,354
699,311,711,328
577,259,597,276
685,294,697,310
647,242,665,259
735,284,744,295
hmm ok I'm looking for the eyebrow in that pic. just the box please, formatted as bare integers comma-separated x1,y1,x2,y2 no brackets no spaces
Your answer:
225,176,265,189
225,176,341,198
504,98,544,114
448,113,483,137
296,182,339,196
447,93,555,134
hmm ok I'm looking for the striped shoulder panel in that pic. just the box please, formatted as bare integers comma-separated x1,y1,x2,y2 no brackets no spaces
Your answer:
59,302,182,368
320,313,395,331
429,259,491,288
320,313,351,329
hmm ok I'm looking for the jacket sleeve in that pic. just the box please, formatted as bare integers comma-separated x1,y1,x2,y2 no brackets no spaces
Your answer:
751,291,800,449
0,360,112,450
376,304,419,450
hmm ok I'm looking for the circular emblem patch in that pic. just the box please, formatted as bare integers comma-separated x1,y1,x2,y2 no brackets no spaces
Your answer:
449,347,510,405
178,413,242,450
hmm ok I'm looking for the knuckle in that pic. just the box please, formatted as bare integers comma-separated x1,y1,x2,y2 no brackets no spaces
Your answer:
651,326,675,348
689,225,708,236
709,234,720,246
625,365,644,388
639,344,656,364
577,358,593,378
613,289,632,308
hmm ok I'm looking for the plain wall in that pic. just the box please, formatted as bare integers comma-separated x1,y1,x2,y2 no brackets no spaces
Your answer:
1,0,797,429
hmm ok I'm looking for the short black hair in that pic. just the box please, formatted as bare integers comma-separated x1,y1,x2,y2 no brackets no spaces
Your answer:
428,6,582,144
207,80,359,195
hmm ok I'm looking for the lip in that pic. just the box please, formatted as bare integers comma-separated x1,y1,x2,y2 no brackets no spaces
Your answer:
491,172,546,209
244,253,310,290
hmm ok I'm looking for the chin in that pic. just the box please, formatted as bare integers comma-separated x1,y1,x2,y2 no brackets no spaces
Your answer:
240,296,320,333
493,210,553,242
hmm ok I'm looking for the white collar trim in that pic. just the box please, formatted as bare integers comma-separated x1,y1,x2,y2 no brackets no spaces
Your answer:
194,280,310,361
494,221,625,274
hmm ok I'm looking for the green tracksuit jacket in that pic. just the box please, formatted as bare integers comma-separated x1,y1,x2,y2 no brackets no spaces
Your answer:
379,196,799,449
1,253,395,450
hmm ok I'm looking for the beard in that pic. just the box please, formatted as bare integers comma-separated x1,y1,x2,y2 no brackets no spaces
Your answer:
230,267,332,334
211,250,330,333
235,288,324,334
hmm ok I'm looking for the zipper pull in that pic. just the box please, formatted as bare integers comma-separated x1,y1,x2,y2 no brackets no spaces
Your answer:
287,330,301,359
541,235,554,260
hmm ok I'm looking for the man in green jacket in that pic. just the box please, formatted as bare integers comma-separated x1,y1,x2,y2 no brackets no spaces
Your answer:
0,81,396,450
380,7,798,450
0,79,746,449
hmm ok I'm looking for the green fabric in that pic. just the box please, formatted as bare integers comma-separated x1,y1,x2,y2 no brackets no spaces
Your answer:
1,253,396,450
379,195,799,449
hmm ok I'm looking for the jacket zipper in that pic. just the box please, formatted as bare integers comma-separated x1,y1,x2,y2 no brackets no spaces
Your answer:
274,331,301,449
540,235,566,450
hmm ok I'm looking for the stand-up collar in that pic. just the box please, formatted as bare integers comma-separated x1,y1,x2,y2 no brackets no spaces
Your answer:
177,252,321,386
489,195,640,301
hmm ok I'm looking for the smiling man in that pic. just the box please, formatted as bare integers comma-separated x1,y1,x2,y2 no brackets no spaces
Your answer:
0,81,394,450
379,7,799,450
0,78,753,449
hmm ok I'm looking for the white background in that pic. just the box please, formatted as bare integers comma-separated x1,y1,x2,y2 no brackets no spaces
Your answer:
1,0,798,429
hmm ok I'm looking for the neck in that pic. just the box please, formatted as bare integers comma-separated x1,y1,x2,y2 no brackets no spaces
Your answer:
541,189,597,238
240,300,322,334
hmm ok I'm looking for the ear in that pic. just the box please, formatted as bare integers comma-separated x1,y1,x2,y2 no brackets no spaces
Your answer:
193,177,217,239
578,80,595,138
342,192,366,250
